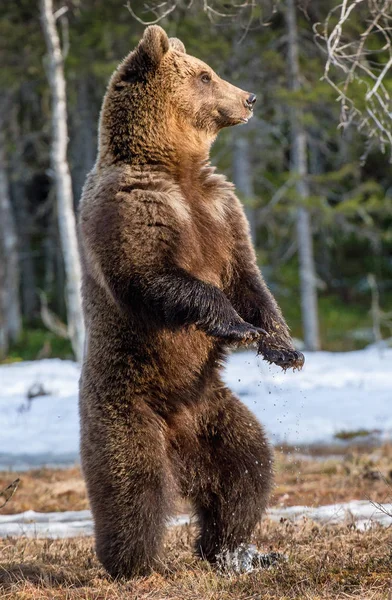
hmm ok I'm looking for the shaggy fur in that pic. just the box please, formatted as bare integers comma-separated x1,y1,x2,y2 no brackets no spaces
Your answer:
78,26,303,579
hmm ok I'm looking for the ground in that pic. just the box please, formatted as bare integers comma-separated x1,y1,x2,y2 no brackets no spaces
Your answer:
1,445,392,514
0,445,391,599
1,520,391,600
1,351,391,597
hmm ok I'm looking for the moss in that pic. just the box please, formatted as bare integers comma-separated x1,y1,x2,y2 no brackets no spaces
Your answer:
4,328,73,363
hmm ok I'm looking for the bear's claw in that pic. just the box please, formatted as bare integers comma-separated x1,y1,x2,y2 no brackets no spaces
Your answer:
258,346,305,371
211,321,267,344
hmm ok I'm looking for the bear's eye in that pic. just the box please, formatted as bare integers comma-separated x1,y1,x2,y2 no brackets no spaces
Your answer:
200,72,211,84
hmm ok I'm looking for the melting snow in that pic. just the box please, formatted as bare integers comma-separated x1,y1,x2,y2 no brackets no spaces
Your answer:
0,347,391,468
0,501,390,539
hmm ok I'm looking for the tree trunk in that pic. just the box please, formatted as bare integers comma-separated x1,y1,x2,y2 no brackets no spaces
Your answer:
9,98,38,322
0,123,22,349
0,247,7,360
11,178,38,321
40,0,85,362
232,134,257,243
286,0,320,351
70,77,96,207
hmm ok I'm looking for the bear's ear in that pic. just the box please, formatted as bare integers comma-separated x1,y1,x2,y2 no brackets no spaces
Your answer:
118,26,169,84
135,25,170,70
169,37,186,54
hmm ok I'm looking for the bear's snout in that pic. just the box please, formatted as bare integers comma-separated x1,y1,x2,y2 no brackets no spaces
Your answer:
245,93,257,111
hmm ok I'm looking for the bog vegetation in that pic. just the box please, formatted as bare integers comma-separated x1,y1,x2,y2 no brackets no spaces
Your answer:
1,445,392,599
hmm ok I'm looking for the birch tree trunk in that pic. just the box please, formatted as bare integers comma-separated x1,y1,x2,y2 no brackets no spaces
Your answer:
286,0,320,351
40,0,85,362
232,134,257,243
0,118,22,351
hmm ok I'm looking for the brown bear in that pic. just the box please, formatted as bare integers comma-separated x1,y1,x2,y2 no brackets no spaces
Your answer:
78,25,304,579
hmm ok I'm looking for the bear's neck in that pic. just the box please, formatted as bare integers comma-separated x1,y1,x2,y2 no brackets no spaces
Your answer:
167,144,212,188
98,118,213,188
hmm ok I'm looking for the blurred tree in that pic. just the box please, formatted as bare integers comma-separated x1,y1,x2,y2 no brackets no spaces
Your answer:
0,96,22,356
233,134,257,242
286,0,320,350
40,0,84,362
0,0,391,358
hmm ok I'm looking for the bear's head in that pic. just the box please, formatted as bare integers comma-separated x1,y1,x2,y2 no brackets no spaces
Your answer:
98,26,256,167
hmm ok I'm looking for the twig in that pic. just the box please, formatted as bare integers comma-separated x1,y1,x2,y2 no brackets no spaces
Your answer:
124,0,278,28
0,479,20,510
124,0,177,25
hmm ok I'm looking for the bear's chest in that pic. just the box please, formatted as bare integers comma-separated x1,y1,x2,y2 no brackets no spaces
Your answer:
176,190,233,289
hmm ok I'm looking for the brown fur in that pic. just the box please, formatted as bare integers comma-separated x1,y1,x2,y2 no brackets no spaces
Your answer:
78,26,303,579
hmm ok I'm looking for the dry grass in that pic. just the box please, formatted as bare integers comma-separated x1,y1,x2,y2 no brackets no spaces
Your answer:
0,467,88,515
272,443,392,508
0,444,391,599
0,520,391,599
1,444,391,515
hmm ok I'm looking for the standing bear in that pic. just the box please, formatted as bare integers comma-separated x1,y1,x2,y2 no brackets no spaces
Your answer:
78,25,304,578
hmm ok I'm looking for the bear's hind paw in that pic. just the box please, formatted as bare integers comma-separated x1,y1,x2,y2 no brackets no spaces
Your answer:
216,544,286,574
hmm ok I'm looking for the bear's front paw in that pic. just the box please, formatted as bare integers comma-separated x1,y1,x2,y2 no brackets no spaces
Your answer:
211,320,267,345
258,341,304,371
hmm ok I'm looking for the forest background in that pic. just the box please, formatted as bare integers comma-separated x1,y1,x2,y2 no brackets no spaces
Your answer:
1,0,391,362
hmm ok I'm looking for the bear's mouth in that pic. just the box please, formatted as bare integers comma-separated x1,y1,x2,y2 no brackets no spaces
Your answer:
241,104,255,123
216,108,253,128
240,111,254,124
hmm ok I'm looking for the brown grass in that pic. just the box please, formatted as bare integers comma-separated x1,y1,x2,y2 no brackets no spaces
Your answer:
271,443,392,508
0,444,391,599
1,444,391,515
0,520,391,599
0,467,88,515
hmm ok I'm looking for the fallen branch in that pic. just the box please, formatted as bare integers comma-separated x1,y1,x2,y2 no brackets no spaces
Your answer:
0,479,20,510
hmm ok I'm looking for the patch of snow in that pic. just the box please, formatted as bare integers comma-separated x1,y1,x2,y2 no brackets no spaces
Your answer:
226,347,392,446
0,359,79,466
0,348,391,467
268,499,392,530
0,510,189,538
0,501,389,539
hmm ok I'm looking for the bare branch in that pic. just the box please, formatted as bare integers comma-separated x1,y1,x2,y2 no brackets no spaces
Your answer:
125,0,278,28
316,0,392,161
39,290,69,339
124,0,177,25
53,5,68,20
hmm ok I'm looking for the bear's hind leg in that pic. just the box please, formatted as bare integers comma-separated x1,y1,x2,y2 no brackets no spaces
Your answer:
174,387,273,563
80,401,175,578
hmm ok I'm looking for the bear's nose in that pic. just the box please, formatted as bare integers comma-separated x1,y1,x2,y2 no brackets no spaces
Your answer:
245,94,257,110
